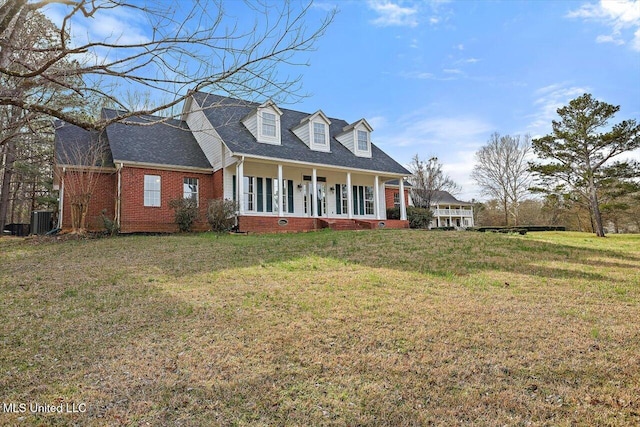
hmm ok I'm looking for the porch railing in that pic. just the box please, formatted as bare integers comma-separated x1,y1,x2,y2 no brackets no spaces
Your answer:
433,208,473,217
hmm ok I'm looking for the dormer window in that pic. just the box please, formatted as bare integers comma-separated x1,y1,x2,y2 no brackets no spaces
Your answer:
357,130,369,151
313,122,327,145
336,118,373,158
262,112,277,137
292,110,331,152
242,100,283,144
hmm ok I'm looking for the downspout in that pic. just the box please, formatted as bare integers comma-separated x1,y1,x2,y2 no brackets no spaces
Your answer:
115,163,123,229
58,167,65,229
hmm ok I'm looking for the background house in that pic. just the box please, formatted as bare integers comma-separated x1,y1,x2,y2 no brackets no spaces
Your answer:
429,190,474,228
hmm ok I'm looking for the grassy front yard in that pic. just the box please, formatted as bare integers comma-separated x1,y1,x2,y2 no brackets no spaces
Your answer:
1,230,639,425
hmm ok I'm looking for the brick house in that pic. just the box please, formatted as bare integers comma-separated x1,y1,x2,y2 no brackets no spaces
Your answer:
54,93,411,233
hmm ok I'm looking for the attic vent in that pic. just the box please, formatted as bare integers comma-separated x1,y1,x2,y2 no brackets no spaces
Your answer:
278,219,289,226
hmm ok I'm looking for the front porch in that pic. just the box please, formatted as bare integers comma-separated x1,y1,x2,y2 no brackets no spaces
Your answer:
227,159,408,232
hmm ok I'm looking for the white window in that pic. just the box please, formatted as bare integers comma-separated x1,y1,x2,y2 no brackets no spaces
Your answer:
357,130,368,151
393,192,400,208
144,175,161,207
244,176,255,211
340,184,348,215
365,186,374,215
183,177,198,205
313,122,327,145
262,112,276,137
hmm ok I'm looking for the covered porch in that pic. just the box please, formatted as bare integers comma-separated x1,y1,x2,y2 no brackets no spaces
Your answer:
225,158,408,232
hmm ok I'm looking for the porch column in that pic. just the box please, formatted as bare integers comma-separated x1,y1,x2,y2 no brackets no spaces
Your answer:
237,160,244,215
399,178,407,221
374,175,381,220
346,172,353,219
312,168,318,218
277,164,284,216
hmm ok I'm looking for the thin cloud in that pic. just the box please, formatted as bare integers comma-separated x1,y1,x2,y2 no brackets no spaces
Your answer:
368,0,419,28
400,70,436,80
567,0,640,50
382,115,493,148
596,34,625,44
526,84,591,136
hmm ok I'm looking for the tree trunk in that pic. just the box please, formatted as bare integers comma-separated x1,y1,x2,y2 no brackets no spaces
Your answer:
588,177,605,237
0,138,15,233
503,198,509,226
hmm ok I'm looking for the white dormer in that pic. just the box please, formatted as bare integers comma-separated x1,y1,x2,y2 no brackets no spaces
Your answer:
291,110,332,152
241,100,283,145
336,118,373,158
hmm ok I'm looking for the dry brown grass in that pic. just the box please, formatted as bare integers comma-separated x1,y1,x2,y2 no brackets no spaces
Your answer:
1,230,639,426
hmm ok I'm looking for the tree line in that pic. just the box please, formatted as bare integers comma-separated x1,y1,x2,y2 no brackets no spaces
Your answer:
472,94,639,236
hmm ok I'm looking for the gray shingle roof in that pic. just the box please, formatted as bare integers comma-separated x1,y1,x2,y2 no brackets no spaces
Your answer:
431,190,472,205
54,121,114,167
193,92,410,175
102,109,211,169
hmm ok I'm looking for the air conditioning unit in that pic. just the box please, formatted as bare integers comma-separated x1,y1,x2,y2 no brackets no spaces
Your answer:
31,211,53,235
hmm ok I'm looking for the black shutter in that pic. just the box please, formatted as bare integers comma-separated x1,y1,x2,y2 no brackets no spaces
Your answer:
287,180,294,213
232,175,236,202
335,184,341,215
266,178,273,212
352,186,358,214
359,186,365,215
257,178,263,212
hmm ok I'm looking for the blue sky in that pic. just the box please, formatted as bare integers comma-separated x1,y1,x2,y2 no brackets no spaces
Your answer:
44,0,640,201
295,0,640,200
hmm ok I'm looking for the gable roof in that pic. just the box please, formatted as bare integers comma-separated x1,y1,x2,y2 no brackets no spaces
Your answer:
101,109,211,169
192,92,410,176
54,121,114,168
431,190,472,206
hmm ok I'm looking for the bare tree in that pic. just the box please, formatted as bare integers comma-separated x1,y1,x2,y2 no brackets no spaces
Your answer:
55,130,113,234
408,155,461,210
0,0,336,132
471,133,531,226
0,7,89,233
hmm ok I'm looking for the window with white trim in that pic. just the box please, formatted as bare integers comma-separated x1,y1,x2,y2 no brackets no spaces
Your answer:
313,122,327,145
365,185,374,215
262,112,276,137
183,177,199,206
357,130,368,151
244,176,255,211
340,184,348,214
144,175,161,207
393,192,400,208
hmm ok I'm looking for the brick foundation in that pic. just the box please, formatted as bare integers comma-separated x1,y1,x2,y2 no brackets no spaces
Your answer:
237,216,321,233
238,216,409,233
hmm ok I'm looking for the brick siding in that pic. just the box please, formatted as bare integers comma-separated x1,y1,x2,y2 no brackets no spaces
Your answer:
119,167,217,233
61,171,116,231
384,187,410,211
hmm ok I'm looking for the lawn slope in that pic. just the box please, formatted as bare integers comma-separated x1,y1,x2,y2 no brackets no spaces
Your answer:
1,231,638,425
